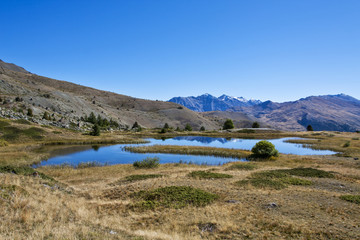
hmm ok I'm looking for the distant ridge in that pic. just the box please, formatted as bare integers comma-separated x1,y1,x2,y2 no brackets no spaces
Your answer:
168,94,261,112
169,93,360,132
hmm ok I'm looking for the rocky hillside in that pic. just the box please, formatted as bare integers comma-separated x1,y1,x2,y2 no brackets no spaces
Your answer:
234,94,360,131
0,59,219,131
169,93,261,112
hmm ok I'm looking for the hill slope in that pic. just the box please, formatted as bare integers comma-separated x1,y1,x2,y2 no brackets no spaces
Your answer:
0,60,219,130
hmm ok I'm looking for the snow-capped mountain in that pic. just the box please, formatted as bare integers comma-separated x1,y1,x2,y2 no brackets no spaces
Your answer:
168,94,262,112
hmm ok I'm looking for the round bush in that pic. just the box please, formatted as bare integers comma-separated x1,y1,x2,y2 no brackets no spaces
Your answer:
251,140,279,158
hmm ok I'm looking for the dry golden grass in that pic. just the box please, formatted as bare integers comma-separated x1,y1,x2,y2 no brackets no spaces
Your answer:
1,120,360,239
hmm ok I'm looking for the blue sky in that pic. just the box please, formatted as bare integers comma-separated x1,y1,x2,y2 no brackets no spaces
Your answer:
1,0,359,102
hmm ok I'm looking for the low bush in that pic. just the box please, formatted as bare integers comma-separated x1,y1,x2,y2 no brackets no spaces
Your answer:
250,140,279,159
133,157,160,169
132,186,219,209
188,171,233,179
343,141,350,147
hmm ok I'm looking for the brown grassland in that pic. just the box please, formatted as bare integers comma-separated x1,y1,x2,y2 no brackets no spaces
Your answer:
1,118,360,239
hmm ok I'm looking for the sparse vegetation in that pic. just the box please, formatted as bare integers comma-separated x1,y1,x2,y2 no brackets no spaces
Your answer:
133,157,160,169
14,119,31,125
124,174,163,182
132,186,219,209
223,119,234,130
340,195,360,204
0,124,45,142
188,171,233,179
236,168,334,190
343,141,350,147
226,163,257,171
0,165,54,182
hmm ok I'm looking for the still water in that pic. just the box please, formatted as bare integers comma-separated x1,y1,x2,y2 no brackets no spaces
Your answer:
37,137,336,167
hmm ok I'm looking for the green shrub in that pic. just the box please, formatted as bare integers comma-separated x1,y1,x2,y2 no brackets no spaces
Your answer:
27,108,33,117
251,140,279,158
188,171,233,179
200,126,205,131
252,122,260,128
223,119,234,130
340,195,360,204
184,124,192,131
133,157,160,169
90,124,100,136
343,141,350,147
132,186,218,209
307,125,313,131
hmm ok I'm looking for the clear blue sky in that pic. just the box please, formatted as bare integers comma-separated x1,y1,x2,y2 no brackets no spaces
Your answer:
1,0,359,102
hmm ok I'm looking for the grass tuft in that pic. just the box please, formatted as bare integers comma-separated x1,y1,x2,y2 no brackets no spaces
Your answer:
236,179,287,190
188,171,233,179
339,195,360,204
132,186,219,209
133,157,160,169
226,163,257,171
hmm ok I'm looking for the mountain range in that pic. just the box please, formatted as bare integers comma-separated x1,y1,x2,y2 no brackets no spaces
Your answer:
1,58,360,132
169,93,360,132
169,94,261,112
